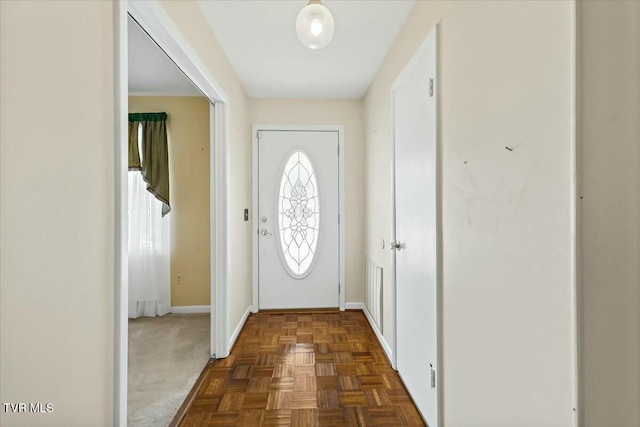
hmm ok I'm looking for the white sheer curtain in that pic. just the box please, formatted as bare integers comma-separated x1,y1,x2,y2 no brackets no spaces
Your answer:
128,166,171,318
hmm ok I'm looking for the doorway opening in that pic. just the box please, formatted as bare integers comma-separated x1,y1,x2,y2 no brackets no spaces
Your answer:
126,14,212,426
115,2,230,425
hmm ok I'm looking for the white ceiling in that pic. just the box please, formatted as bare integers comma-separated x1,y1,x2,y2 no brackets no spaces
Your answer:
128,16,202,96
198,0,414,99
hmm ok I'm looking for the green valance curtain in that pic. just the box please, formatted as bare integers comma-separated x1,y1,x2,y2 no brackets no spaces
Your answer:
128,121,141,171
128,112,171,216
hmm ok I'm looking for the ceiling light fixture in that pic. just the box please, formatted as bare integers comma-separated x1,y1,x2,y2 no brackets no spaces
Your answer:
296,0,335,50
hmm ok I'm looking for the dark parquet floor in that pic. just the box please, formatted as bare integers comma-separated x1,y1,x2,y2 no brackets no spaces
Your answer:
179,310,426,426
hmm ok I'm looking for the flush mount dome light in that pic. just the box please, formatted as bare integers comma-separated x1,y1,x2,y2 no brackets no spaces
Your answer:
296,0,335,50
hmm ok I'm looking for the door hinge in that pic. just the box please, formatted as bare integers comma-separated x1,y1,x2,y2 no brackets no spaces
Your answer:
338,214,340,225
428,78,434,97
337,144,340,155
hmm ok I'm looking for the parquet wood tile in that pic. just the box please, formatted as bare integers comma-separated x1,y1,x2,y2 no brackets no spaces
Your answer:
266,392,292,410
179,310,426,426
248,377,272,393
396,404,427,426
218,393,245,412
316,390,340,409
337,375,360,391
317,408,344,426
242,392,270,410
338,391,366,407
180,411,211,426
315,363,336,376
291,409,319,427
207,412,240,426
315,376,339,393
294,375,317,392
364,389,392,407
270,377,294,392
294,365,316,377
290,391,318,409
368,407,402,425
262,409,292,426
239,410,265,425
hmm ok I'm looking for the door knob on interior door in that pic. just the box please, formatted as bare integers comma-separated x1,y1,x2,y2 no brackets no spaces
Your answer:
390,241,402,251
260,229,272,236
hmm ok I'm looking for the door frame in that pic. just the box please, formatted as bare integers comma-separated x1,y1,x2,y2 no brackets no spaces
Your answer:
251,125,346,312
114,2,231,425
390,25,443,426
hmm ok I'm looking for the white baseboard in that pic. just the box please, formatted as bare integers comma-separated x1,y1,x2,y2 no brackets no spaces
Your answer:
171,305,211,314
351,302,394,366
345,302,365,310
228,305,252,352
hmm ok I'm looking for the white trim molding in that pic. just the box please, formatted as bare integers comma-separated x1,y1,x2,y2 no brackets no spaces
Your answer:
569,1,580,425
345,303,394,365
251,125,346,312
345,302,364,310
362,304,394,364
228,306,252,352
171,305,211,314
113,3,128,426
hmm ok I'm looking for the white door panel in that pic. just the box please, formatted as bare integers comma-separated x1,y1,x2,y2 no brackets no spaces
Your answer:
394,27,439,426
258,130,339,309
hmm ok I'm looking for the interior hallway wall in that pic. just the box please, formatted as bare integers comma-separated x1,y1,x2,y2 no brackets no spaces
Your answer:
1,1,253,423
129,96,211,308
579,1,640,425
158,1,253,337
363,1,575,425
250,99,366,304
0,1,114,425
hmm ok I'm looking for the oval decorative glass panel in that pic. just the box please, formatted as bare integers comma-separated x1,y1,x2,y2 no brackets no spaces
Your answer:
278,150,319,277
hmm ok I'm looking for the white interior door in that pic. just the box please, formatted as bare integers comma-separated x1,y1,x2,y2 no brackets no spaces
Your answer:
258,130,339,309
393,27,440,426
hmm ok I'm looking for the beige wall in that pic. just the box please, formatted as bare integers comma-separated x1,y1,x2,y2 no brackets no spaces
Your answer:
129,96,211,307
0,0,252,423
579,1,640,426
158,1,253,333
0,1,114,426
3,0,638,425
251,99,366,303
364,1,576,425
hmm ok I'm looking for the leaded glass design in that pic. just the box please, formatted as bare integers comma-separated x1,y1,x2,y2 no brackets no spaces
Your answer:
278,150,319,277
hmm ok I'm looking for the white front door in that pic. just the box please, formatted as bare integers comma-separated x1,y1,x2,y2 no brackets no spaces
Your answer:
257,130,339,309
393,27,440,426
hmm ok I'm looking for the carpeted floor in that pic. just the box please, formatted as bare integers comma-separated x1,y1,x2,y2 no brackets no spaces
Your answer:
128,313,210,427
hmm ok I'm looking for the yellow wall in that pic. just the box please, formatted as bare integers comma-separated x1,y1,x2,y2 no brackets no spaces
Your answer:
0,1,114,425
579,1,640,425
364,1,575,425
129,96,211,307
250,99,366,304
